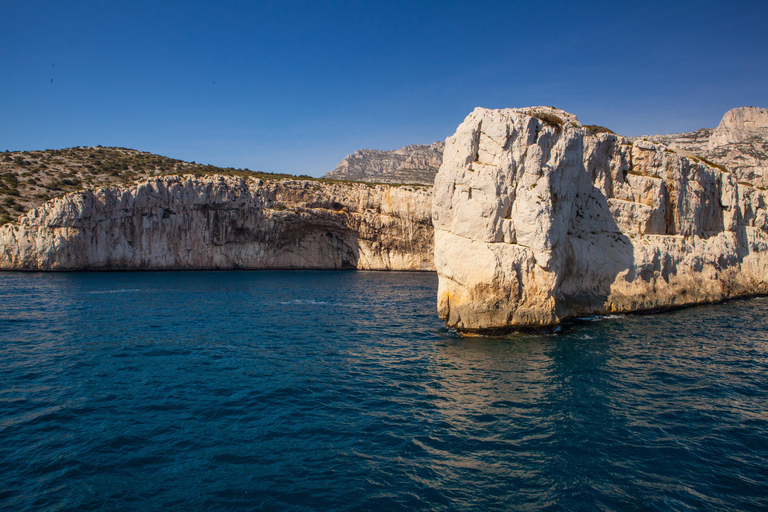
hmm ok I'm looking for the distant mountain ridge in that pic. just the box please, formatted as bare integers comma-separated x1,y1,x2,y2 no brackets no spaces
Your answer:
323,141,444,185
631,106,768,188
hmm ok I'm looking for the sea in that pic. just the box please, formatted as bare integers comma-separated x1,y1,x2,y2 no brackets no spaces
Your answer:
0,270,766,511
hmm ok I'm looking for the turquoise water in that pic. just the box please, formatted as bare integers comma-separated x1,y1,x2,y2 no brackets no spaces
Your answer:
1,270,767,511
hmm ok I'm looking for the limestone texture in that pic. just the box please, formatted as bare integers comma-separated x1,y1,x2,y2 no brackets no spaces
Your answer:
0,175,433,271
433,107,768,332
324,142,444,185
637,106,768,189
708,107,768,150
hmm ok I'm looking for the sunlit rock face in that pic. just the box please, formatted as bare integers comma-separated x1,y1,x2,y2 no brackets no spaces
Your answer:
638,106,768,189
324,142,444,185
0,176,434,270
708,107,768,150
432,107,768,332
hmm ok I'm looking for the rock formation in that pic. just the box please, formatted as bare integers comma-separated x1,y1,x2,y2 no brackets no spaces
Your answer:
637,106,768,189
324,142,444,185
708,107,768,149
324,107,768,191
0,175,434,271
433,107,768,332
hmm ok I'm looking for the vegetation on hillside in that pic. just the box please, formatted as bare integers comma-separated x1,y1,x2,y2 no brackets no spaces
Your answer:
583,125,615,136
0,146,428,226
525,111,564,134
0,146,296,225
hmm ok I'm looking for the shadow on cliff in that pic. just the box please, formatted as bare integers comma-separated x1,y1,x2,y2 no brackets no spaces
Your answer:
555,172,753,321
261,212,360,270
189,205,360,270
556,185,636,320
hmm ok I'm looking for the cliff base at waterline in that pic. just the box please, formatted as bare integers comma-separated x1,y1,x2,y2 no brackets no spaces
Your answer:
0,175,433,271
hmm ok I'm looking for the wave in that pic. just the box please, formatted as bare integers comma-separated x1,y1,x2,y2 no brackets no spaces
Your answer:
577,314,624,321
277,299,332,306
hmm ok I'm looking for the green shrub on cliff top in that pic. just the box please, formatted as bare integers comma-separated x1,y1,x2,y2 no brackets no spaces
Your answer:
531,112,564,133
583,125,615,136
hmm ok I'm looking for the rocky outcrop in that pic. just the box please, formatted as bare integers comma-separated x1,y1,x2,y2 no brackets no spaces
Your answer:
324,142,444,185
0,175,434,271
637,107,768,189
633,128,713,156
708,107,768,149
325,107,768,190
433,107,768,332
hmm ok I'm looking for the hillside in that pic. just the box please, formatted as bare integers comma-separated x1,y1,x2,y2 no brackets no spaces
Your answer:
0,146,317,226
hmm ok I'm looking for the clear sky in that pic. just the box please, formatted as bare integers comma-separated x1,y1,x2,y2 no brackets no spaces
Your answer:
2,0,766,177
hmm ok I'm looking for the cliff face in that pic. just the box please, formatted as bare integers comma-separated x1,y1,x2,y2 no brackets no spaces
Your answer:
708,106,768,149
0,176,434,271
433,107,768,332
323,142,444,185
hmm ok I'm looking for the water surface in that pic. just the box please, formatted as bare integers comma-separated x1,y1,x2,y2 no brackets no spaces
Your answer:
1,271,766,511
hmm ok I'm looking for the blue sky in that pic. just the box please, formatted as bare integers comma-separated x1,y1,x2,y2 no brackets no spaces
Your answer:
2,0,766,177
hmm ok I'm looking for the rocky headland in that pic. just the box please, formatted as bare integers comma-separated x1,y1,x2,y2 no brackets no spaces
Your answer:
433,106,768,332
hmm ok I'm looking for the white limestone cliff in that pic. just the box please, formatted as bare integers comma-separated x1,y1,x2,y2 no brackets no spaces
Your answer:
433,107,768,332
0,175,434,271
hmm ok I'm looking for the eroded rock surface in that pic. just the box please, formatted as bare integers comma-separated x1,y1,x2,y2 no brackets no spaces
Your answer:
433,107,768,332
637,106,768,188
324,142,444,185
0,176,434,270
709,107,768,149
